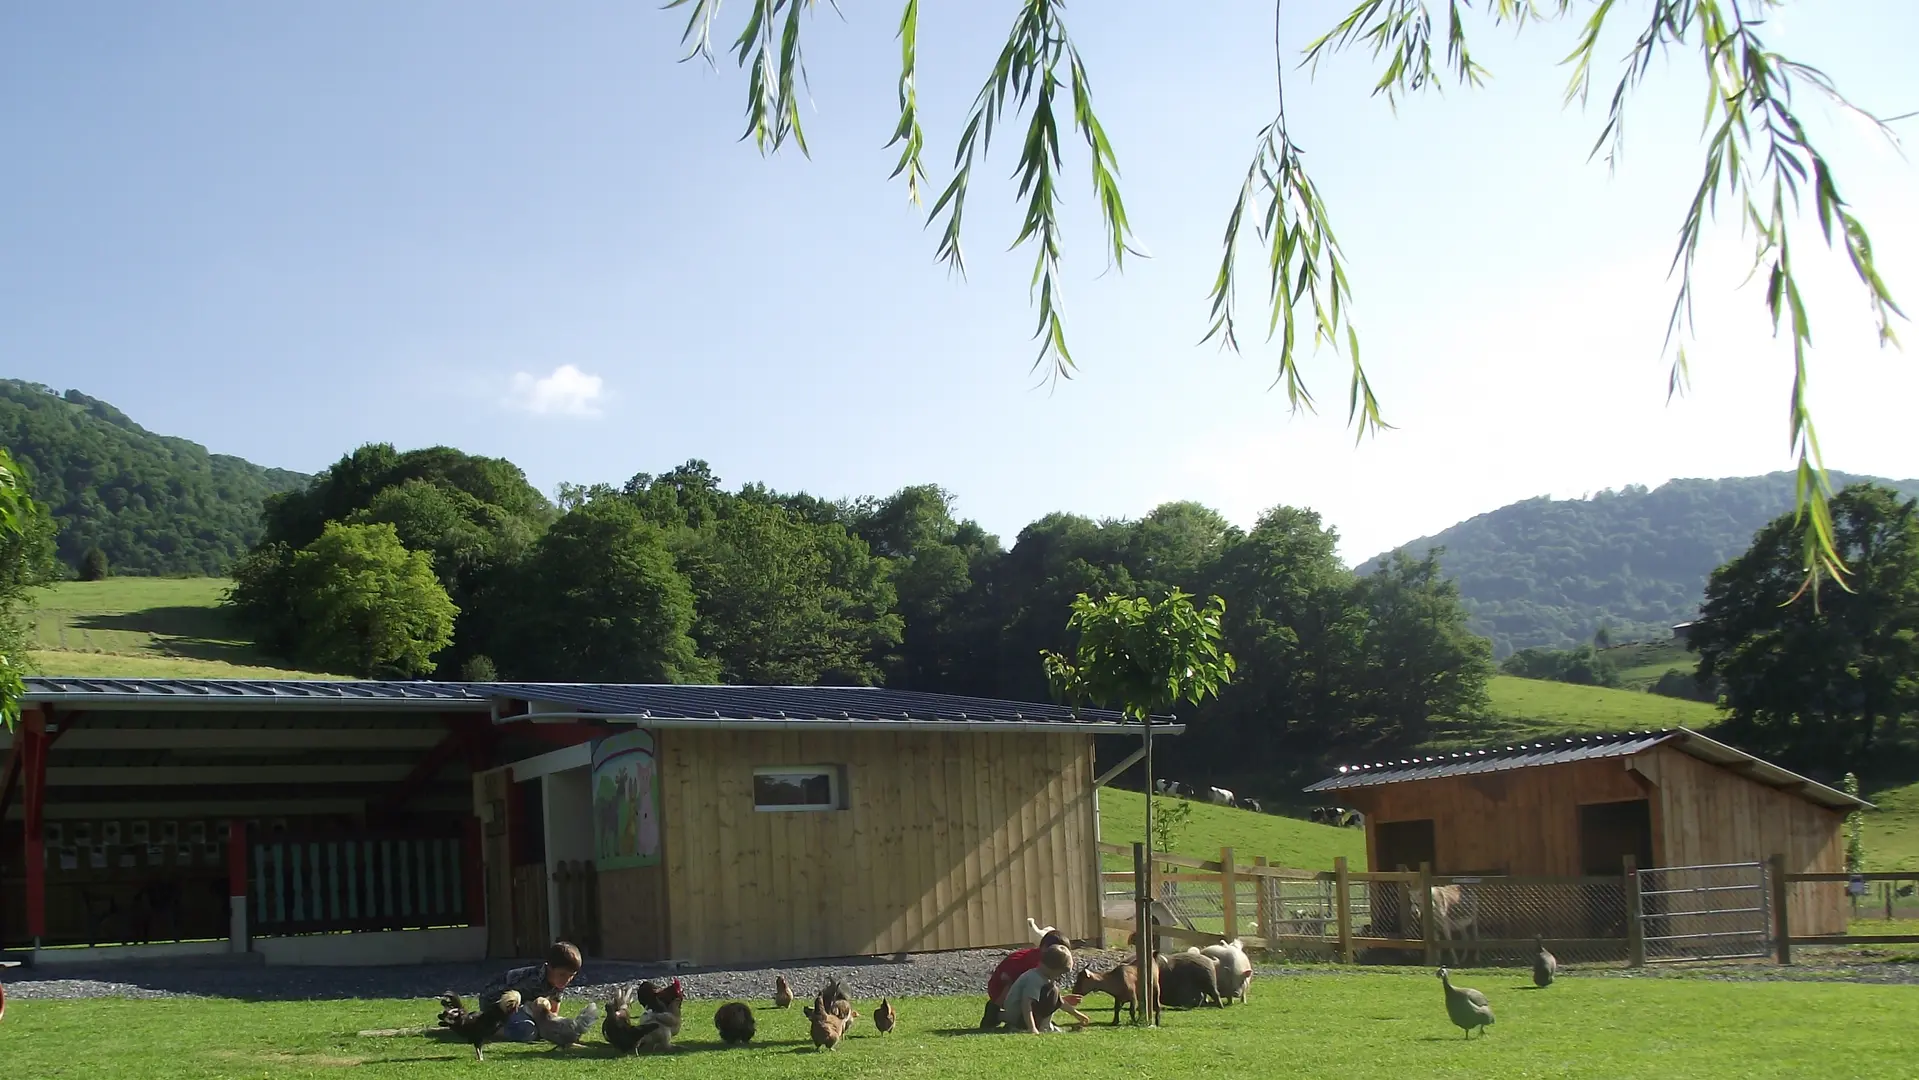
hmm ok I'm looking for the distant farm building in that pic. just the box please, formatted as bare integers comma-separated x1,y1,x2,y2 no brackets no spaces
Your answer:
1670,621,1698,646
1305,728,1865,937
4,678,1157,967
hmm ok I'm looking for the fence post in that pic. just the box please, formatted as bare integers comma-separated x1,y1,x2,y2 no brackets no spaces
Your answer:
1624,854,1644,968
1769,853,1792,965
1334,856,1354,964
1419,862,1436,967
1220,846,1238,942
1254,856,1272,943
1134,842,1155,1027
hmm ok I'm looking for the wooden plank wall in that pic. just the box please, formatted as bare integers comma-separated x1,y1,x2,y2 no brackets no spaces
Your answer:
1346,758,1651,876
653,730,1097,966
472,768,515,959
598,865,667,960
1635,747,1846,936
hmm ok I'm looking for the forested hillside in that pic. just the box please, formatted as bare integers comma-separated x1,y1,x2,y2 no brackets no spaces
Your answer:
1363,472,1919,656
0,381,310,576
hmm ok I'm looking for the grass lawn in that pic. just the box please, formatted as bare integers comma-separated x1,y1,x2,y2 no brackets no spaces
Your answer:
1602,639,1699,691
3,973,1914,1079
26,577,339,680
1862,779,1919,873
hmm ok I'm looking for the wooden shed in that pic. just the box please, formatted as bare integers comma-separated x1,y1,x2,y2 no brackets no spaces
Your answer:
1304,728,1867,937
479,683,1153,966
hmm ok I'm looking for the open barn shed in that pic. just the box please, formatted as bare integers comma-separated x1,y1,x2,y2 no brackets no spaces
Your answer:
5,678,1160,967
1305,727,1866,938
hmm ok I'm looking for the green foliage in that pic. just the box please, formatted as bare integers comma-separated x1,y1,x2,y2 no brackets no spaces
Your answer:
1691,483,1919,779
1501,645,1621,688
1844,772,1865,874
78,545,109,581
1041,589,1235,724
0,381,309,575
1366,472,1919,656
0,445,55,729
460,654,498,683
491,497,713,684
1149,794,1193,856
285,523,457,678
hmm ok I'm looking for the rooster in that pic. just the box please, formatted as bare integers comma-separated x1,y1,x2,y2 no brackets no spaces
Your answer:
528,996,599,1050
804,994,845,1050
603,979,684,1054
436,989,522,1061
714,1001,756,1046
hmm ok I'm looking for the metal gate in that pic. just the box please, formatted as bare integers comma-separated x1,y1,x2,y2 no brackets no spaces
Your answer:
1637,862,1771,962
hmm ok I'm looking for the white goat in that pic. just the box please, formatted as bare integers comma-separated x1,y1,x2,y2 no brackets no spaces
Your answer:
1411,884,1478,965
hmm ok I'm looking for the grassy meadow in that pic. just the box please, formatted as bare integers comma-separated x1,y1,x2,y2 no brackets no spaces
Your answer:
3,972,1915,1080
1097,787,1366,869
1427,675,1724,750
25,577,340,680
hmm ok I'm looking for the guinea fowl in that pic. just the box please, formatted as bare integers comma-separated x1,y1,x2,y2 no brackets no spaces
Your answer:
528,996,600,1050
874,998,896,1034
436,989,523,1061
715,1002,757,1046
1438,967,1494,1038
1533,937,1558,988
773,975,794,1009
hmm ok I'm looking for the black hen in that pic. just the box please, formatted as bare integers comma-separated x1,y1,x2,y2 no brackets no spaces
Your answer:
603,979,684,1054
715,1001,756,1046
436,989,523,1061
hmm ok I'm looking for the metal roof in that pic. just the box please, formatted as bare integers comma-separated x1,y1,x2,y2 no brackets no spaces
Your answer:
22,677,1173,733
1303,727,1869,811
491,682,1170,733
24,677,491,709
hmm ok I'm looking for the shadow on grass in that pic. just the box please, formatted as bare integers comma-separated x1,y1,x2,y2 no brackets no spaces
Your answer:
73,607,270,665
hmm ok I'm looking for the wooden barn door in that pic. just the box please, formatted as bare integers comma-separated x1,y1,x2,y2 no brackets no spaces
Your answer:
472,766,515,959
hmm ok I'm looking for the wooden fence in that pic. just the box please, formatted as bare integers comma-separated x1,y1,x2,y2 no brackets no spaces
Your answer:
552,860,601,956
250,832,468,936
1771,859,1919,963
1098,841,1640,966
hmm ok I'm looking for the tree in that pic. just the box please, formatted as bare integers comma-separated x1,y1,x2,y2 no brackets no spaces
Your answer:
671,0,1902,597
492,497,714,684
461,654,499,683
1690,483,1919,777
78,546,109,581
1040,588,1234,1027
287,522,458,678
0,446,54,730
1348,549,1495,749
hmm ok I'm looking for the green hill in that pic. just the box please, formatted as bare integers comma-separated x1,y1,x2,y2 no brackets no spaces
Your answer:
0,380,310,576
27,577,339,679
1421,674,1725,750
1097,787,1366,870
1363,472,1919,656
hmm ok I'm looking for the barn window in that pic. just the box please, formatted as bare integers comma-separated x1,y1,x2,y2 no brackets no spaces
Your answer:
752,766,845,812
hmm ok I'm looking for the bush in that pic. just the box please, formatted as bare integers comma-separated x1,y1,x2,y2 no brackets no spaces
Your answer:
78,546,109,581
460,654,499,682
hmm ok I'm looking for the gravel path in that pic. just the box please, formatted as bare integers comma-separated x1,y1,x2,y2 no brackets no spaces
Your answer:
6,948,1915,1003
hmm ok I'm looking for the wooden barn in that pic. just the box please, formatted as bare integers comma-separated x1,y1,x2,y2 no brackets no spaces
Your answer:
1304,727,1866,937
5,678,1155,967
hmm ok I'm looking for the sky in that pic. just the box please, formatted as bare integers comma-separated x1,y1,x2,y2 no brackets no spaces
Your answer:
3,1,1916,564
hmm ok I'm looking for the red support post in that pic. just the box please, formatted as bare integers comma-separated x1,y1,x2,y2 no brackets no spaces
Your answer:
462,815,486,928
227,818,249,952
19,710,48,945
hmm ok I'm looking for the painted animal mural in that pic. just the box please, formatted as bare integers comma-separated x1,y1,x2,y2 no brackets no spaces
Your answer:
591,731,662,870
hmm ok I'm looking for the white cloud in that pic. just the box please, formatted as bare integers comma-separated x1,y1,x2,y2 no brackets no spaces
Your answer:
506,364,606,417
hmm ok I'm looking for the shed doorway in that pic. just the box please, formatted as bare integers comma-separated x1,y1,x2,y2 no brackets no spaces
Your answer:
1578,799,1654,876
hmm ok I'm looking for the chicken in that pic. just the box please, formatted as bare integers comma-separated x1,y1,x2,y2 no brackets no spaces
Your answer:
773,975,794,1009
1532,936,1558,988
527,996,599,1050
804,995,845,1050
1438,967,1494,1038
715,1002,757,1046
601,985,645,1055
819,977,858,1030
628,978,684,1052
873,998,896,1035
436,989,522,1061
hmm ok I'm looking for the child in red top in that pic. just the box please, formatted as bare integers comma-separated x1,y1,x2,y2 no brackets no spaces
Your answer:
982,930,1086,1029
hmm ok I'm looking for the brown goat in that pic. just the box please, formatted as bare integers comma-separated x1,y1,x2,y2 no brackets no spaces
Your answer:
1070,963,1155,1025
